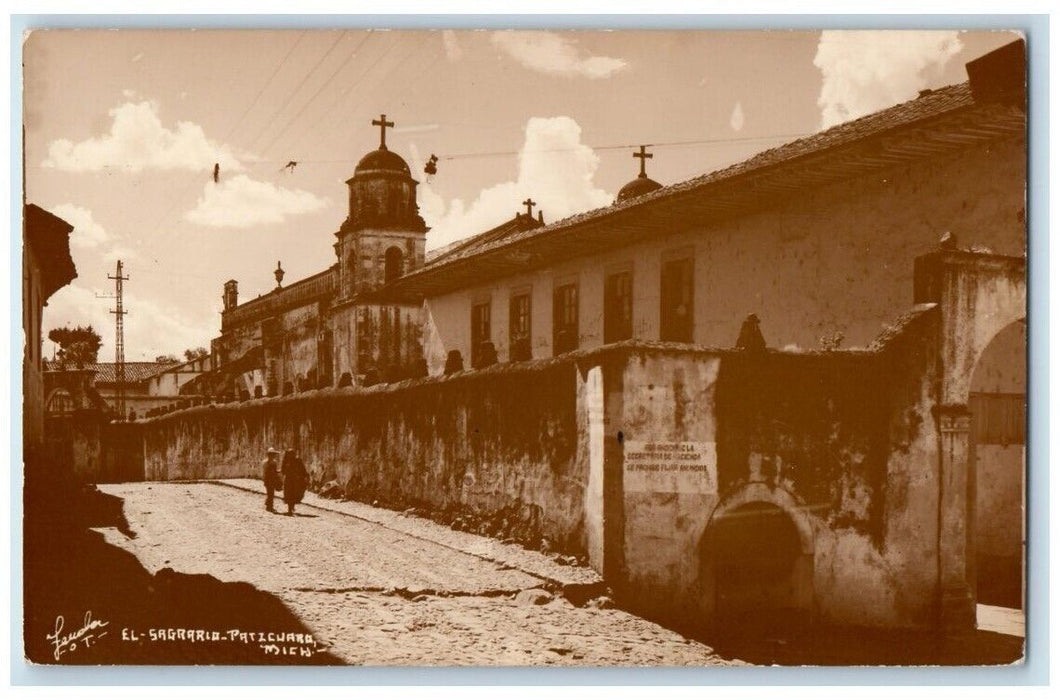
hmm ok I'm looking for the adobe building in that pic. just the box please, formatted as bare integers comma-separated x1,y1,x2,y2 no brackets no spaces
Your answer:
146,40,1026,636
22,204,77,470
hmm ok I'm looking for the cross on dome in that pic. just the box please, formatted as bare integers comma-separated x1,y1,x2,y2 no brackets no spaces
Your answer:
372,113,395,149
633,145,653,178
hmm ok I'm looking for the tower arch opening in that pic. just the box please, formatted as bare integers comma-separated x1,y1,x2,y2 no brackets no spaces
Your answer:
384,246,404,284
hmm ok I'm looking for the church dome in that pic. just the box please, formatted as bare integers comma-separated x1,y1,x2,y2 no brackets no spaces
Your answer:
355,147,411,176
615,145,664,203
616,174,663,202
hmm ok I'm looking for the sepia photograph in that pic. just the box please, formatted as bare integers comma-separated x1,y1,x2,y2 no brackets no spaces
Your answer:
19,24,1029,669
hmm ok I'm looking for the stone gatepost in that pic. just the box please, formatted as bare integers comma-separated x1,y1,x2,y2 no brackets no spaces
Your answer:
933,403,976,630
580,350,627,583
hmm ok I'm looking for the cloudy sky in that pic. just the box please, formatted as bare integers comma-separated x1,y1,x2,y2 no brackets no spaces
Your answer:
24,29,1018,361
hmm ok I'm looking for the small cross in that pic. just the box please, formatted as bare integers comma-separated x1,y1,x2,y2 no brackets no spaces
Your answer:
523,198,537,217
633,145,653,178
372,113,395,149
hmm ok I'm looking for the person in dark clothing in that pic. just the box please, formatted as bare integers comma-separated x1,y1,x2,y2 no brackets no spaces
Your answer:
281,449,308,515
262,447,281,512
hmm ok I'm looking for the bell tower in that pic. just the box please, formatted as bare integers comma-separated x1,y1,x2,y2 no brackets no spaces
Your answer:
335,114,428,300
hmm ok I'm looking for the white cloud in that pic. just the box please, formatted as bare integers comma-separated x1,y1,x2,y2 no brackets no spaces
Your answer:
102,245,139,264
419,116,613,251
48,203,110,249
729,102,745,131
814,30,963,128
42,284,214,362
184,174,327,228
42,100,243,173
442,30,463,62
490,31,627,79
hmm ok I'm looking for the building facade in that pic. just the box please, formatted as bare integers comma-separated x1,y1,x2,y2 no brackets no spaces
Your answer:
183,41,1026,632
23,204,77,468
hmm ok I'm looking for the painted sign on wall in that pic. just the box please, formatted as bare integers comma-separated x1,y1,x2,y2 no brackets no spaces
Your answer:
623,440,717,494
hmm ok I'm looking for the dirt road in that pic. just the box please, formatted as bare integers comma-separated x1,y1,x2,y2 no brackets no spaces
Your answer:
96,481,736,666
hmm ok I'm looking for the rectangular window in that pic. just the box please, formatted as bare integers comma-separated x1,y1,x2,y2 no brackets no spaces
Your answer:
660,256,694,343
604,270,633,344
553,283,579,355
509,292,532,362
470,300,492,368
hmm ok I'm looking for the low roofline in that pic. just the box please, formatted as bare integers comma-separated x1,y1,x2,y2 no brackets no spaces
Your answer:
375,80,1023,302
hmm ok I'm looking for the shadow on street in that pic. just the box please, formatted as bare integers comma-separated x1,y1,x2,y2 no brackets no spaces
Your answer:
23,474,342,665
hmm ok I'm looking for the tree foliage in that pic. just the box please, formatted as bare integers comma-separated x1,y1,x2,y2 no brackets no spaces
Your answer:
183,346,209,361
47,325,102,368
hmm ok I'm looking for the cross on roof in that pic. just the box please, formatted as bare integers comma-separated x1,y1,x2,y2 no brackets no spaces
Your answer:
633,145,653,178
372,113,395,149
523,198,537,217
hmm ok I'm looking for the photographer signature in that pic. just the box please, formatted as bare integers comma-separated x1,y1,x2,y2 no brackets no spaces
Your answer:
45,611,110,661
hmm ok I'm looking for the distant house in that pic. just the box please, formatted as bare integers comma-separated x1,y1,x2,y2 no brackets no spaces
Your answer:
48,356,213,420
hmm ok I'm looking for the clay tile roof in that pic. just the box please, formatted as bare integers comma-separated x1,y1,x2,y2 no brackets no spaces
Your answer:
427,213,544,264
406,82,987,278
85,361,180,384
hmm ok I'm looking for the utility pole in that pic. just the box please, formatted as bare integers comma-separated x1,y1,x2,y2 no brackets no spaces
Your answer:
107,260,129,421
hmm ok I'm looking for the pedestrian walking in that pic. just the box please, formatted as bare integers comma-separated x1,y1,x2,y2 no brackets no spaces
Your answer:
281,449,308,516
262,447,281,512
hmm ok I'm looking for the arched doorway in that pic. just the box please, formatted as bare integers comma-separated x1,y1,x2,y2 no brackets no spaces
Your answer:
701,486,815,637
969,320,1026,616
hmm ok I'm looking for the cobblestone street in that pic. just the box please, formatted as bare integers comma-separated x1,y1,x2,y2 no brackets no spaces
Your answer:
96,481,738,666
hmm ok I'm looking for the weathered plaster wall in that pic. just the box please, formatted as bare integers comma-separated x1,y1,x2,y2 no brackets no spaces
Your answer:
23,243,46,457
422,137,1024,375
602,312,942,631
614,350,721,621
141,359,589,552
138,327,950,631
276,302,322,391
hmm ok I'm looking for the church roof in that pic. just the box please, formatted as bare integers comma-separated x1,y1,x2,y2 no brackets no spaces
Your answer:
615,175,663,202
355,147,412,176
427,213,543,265
221,267,337,331
376,78,1024,301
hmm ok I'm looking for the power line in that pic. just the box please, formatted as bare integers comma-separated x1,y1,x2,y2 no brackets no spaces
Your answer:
236,130,814,167
134,31,331,269
256,32,371,158
221,30,308,142
244,30,348,154
284,32,403,153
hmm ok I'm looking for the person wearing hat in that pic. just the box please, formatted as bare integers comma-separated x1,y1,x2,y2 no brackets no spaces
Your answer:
262,447,282,512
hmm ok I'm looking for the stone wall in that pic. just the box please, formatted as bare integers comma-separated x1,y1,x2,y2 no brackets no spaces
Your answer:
586,311,943,632
141,357,589,553
136,319,969,632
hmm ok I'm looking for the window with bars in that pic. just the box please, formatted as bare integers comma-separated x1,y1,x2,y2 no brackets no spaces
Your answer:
604,270,633,344
553,283,579,355
509,292,532,362
970,392,1026,446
